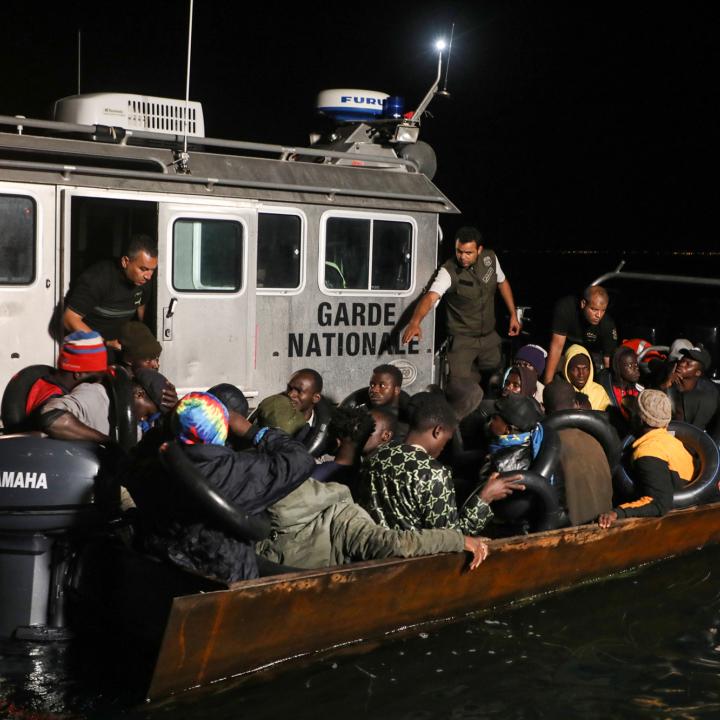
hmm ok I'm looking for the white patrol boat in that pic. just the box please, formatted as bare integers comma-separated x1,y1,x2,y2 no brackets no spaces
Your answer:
0,76,455,406
0,59,457,642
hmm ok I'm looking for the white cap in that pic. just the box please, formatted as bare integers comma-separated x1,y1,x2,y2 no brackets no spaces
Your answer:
668,338,693,361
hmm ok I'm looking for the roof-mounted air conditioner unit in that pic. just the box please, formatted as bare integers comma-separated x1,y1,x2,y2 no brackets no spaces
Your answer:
53,93,205,137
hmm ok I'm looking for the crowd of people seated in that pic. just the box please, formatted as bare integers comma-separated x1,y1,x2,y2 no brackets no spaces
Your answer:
3,281,719,585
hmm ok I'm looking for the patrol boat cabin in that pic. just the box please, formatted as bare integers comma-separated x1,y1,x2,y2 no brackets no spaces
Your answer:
0,85,457,404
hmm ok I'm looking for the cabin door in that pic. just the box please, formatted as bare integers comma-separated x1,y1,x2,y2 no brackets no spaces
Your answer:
156,203,257,397
0,183,56,399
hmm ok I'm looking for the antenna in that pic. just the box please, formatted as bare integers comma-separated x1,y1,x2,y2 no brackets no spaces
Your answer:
178,0,194,172
77,29,82,95
410,38,448,122
440,23,454,96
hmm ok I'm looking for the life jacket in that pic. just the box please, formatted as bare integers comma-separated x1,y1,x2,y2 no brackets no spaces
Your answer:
441,249,498,337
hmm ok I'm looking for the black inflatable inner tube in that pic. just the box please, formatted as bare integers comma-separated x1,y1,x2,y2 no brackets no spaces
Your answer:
503,470,565,532
106,366,137,454
530,425,560,480
305,397,333,457
613,421,720,509
543,410,622,471
1,364,54,432
161,441,271,542
340,387,411,413
466,470,566,533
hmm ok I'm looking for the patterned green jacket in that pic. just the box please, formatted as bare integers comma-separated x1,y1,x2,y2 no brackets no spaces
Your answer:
359,443,493,535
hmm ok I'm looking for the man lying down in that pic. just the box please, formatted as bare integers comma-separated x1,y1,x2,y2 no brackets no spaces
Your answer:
128,391,489,583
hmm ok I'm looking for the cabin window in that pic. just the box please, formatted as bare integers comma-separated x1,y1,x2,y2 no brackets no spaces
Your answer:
0,195,35,285
172,218,243,292
322,216,413,293
257,213,302,290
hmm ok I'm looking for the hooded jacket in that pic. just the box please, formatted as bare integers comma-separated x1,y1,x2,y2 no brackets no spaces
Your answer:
129,428,315,582
256,478,464,569
563,344,611,412
614,427,693,518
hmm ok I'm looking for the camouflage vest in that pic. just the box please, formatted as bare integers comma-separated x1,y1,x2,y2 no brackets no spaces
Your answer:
442,249,497,337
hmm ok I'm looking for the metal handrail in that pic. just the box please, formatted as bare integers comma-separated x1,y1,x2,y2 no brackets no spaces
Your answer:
591,263,720,289
0,114,418,172
590,271,720,286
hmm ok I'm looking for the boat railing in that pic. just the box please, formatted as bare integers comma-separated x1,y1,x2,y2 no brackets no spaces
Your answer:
0,113,419,172
591,260,720,288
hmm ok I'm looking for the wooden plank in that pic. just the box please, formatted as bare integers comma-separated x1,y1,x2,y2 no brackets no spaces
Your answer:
147,503,720,699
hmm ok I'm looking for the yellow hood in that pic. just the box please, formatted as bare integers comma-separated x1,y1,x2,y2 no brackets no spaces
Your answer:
562,344,610,411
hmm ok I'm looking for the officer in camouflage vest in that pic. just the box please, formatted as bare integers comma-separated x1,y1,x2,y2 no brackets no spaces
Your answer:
402,226,521,382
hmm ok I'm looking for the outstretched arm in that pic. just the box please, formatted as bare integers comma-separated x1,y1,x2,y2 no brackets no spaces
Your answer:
337,503,490,569
41,411,109,442
63,307,93,334
62,308,120,350
401,291,441,344
544,333,567,384
497,280,521,336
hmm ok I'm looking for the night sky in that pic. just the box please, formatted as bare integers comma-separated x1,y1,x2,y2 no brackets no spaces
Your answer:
1,1,716,252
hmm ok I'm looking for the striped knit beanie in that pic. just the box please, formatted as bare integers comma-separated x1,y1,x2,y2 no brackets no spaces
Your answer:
58,331,108,372
174,392,229,446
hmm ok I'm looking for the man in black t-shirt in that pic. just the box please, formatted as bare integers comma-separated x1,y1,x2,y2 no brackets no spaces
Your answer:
655,345,719,431
543,286,617,384
63,235,158,352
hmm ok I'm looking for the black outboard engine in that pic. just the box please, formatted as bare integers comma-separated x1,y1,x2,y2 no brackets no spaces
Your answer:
0,436,118,639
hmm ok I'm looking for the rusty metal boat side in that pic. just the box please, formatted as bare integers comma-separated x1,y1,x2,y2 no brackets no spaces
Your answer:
145,502,720,699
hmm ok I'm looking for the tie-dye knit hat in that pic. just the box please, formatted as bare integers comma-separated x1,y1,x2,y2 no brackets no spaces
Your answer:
174,392,229,445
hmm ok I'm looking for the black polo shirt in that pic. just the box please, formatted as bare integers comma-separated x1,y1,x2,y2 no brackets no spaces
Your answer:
551,295,617,358
66,259,152,341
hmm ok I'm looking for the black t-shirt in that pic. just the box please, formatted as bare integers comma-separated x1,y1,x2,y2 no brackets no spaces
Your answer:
551,295,617,358
66,259,151,341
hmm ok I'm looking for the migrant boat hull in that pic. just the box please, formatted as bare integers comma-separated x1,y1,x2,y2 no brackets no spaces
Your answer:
144,501,720,699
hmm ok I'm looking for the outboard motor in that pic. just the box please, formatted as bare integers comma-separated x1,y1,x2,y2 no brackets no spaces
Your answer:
0,437,118,639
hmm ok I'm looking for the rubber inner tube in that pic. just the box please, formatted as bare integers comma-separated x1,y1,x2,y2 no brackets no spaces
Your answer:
339,387,371,410
160,441,271,542
612,420,720,509
530,425,560,480
303,396,333,457
105,366,137,454
340,387,412,414
1,364,54,432
466,470,566,533
543,409,622,471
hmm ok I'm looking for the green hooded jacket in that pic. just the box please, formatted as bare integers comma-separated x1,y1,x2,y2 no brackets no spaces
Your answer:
256,478,464,569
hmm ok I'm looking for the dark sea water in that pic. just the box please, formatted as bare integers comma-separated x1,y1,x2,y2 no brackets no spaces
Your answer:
2,544,720,720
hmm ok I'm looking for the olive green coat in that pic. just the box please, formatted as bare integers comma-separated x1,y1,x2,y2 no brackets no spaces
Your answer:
256,478,464,569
